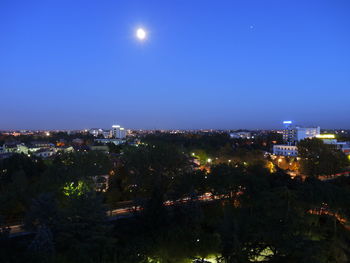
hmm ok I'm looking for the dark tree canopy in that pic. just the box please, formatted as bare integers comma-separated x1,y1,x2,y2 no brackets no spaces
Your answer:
298,138,349,177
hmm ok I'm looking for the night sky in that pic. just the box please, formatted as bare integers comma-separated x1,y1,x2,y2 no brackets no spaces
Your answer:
1,0,349,130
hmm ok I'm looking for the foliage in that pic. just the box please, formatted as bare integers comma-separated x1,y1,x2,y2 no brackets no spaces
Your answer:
62,181,90,197
298,138,349,176
2,134,350,262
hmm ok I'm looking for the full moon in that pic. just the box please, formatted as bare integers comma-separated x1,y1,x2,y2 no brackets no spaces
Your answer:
136,28,147,40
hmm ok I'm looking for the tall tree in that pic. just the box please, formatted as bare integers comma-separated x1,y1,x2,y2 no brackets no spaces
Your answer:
298,138,349,177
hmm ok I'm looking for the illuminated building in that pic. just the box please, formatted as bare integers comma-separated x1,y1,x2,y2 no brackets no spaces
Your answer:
95,138,125,145
296,127,320,142
282,121,296,145
102,130,111,138
112,125,126,139
274,130,350,157
34,148,56,158
89,128,103,137
274,121,320,156
273,145,298,156
317,134,350,155
229,131,251,139
282,121,320,145
283,120,293,129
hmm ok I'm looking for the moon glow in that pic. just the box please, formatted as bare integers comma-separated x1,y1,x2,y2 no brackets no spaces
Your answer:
136,28,147,40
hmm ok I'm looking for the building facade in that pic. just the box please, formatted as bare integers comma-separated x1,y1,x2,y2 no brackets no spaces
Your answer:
273,145,298,156
282,121,320,145
296,127,320,142
95,138,125,145
229,131,251,139
112,125,126,139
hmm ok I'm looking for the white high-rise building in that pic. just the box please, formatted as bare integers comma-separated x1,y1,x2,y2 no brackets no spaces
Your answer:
120,127,126,139
282,121,296,145
274,121,321,156
112,125,126,139
296,127,320,142
282,121,320,145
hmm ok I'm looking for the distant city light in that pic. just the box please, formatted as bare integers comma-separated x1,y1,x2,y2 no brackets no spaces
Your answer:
283,121,292,124
207,158,212,163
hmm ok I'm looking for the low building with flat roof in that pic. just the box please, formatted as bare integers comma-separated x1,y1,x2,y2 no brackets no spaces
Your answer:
273,145,298,156
95,138,125,145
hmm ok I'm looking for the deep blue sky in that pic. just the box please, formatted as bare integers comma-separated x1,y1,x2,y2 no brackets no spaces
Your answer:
1,0,349,130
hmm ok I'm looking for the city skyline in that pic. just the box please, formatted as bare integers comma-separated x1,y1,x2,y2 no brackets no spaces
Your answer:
1,0,350,130
1,121,349,132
